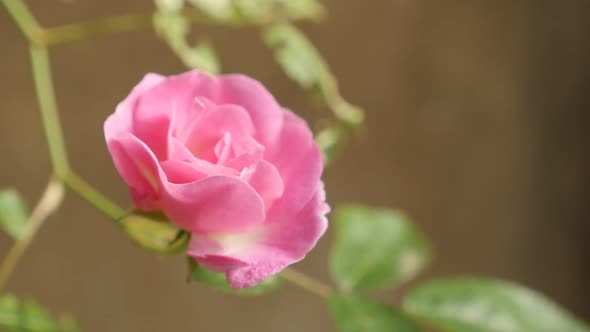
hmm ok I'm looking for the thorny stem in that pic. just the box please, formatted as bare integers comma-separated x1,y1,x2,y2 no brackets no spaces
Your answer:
0,177,64,291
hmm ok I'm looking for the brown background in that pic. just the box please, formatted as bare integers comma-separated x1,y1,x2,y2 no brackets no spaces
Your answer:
1,1,589,331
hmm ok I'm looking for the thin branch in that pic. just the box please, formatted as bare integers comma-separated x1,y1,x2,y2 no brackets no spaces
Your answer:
0,177,64,291
36,9,262,47
29,44,70,177
1,0,41,41
281,267,332,298
63,172,126,221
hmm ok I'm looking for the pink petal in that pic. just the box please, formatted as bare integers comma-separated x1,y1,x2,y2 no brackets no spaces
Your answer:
166,138,238,178
264,110,323,216
200,74,284,146
180,104,263,163
105,133,161,210
104,73,165,141
240,160,284,210
187,184,329,288
160,175,266,234
132,71,210,160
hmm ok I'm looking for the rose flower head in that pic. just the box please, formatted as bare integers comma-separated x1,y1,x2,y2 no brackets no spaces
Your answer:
104,70,328,288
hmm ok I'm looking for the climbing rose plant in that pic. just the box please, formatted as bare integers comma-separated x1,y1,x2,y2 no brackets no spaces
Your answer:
1,1,589,331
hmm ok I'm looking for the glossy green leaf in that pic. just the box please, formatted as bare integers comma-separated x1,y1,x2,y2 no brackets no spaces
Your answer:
404,278,590,332
191,262,282,295
0,295,80,332
122,212,188,254
330,205,431,292
328,294,422,332
0,189,29,239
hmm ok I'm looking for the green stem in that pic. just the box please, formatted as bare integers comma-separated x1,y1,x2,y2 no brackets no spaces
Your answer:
281,267,332,298
1,0,41,41
29,44,70,177
0,177,64,291
63,172,125,221
39,12,154,46
35,9,248,47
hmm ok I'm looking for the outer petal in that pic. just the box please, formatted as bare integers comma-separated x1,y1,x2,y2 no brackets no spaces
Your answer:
105,133,161,210
264,110,323,216
104,73,165,141
187,184,329,288
132,71,209,160
159,175,266,234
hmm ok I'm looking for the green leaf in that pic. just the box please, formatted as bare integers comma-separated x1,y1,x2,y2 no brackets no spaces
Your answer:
0,189,29,239
191,261,282,295
186,0,324,23
122,212,188,254
182,41,220,74
187,0,236,20
264,23,330,89
153,11,221,73
274,0,325,21
0,294,80,332
154,0,185,13
263,23,363,125
330,205,431,293
328,294,422,332
404,278,590,332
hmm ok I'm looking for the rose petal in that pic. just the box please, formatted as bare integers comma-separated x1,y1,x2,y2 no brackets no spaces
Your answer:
132,71,209,160
105,133,161,210
104,73,165,141
264,110,323,216
240,160,284,210
160,175,266,234
187,184,329,288
200,74,284,146
180,104,263,163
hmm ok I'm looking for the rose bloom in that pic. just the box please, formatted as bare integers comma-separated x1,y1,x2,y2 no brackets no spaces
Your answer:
104,70,328,288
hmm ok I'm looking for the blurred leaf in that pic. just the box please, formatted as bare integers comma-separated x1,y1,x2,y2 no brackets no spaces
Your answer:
186,0,324,23
122,212,188,254
404,278,590,332
315,124,347,165
154,0,185,13
328,294,422,332
0,294,80,332
263,23,363,125
233,0,274,21
187,0,236,20
182,41,220,73
191,261,282,295
153,11,221,73
274,0,325,21
330,205,431,293
0,189,29,240
264,22,330,88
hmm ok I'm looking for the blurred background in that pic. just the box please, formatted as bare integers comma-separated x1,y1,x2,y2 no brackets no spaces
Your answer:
1,0,589,331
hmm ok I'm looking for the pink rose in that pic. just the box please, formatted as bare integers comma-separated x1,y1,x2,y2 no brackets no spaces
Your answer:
104,70,328,288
